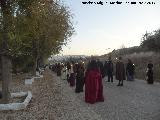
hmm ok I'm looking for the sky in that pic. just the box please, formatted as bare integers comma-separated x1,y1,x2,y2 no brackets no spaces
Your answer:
60,0,160,56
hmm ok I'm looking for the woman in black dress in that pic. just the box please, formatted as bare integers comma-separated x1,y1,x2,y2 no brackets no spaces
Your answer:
75,62,85,93
146,61,154,84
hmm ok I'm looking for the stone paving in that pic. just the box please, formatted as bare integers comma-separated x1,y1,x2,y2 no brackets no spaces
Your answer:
72,77,160,120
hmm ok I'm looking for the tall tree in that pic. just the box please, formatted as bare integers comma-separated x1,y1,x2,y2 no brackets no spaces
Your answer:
0,0,74,103
14,0,74,75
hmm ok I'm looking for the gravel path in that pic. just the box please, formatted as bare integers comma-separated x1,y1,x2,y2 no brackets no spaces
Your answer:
0,70,102,120
78,77,160,120
0,70,160,120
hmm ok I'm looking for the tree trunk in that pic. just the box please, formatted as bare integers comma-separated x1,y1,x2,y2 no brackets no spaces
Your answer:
33,57,38,76
0,0,12,103
1,56,11,103
32,40,39,76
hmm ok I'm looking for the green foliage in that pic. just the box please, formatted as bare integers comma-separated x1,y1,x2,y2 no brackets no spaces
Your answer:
111,28,160,58
141,29,160,52
0,0,74,73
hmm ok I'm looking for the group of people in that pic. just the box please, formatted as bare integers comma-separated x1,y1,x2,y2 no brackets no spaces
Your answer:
49,56,154,104
98,56,154,85
98,57,135,86
50,61,85,93
50,60,104,104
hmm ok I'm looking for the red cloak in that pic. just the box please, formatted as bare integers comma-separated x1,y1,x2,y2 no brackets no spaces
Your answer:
85,69,104,104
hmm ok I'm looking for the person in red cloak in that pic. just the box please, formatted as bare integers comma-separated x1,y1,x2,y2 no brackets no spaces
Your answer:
84,60,104,104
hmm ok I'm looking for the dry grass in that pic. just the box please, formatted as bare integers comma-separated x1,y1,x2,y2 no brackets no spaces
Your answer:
123,52,160,81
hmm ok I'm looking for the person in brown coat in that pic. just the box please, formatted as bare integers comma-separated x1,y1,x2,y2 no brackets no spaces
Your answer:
116,57,126,86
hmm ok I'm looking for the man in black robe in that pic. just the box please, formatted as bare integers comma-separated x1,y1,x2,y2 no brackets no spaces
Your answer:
106,57,114,82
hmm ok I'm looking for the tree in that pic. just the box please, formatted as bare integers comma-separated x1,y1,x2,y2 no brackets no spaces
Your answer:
141,29,160,52
0,0,74,103
1,0,74,74
0,0,13,103
20,0,74,75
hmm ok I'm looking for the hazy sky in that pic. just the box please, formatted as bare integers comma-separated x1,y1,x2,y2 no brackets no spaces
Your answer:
60,0,160,56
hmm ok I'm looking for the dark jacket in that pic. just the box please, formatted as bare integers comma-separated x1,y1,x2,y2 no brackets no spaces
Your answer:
107,60,113,74
126,63,135,75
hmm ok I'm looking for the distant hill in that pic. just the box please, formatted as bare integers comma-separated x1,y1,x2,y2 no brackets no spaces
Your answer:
48,55,89,62
99,46,147,60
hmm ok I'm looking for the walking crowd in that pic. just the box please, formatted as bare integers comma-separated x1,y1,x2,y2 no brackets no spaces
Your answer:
49,56,154,104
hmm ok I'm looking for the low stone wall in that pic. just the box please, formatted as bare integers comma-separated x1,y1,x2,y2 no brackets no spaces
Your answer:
0,91,32,111
25,74,43,85
25,78,34,85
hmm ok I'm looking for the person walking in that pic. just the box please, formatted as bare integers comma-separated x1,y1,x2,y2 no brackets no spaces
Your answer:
69,61,76,87
106,57,114,82
116,57,125,86
84,60,104,104
66,62,71,83
75,62,85,93
146,60,154,84
126,59,135,81
56,63,62,76
61,63,67,80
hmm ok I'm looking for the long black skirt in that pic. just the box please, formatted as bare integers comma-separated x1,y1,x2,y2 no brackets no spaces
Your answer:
147,70,153,84
75,76,84,93
69,73,75,87
57,69,61,76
